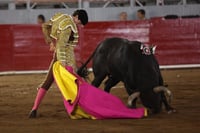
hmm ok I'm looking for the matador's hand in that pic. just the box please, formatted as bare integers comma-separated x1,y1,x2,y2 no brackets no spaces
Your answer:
49,42,55,52
61,61,66,67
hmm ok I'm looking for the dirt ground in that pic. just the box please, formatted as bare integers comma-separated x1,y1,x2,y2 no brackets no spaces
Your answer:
0,68,200,133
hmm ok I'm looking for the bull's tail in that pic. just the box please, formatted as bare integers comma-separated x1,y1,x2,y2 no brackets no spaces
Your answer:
77,49,96,78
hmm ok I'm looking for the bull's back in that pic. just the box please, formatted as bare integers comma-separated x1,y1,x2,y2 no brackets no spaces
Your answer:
92,37,162,91
93,38,129,66
92,38,130,78
92,38,141,79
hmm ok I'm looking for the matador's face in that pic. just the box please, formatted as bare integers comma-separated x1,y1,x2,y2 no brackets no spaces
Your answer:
73,15,83,26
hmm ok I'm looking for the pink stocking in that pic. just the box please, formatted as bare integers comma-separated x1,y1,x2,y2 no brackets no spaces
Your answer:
32,88,47,110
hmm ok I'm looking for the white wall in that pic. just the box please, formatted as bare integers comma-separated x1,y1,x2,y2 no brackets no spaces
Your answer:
0,4,199,24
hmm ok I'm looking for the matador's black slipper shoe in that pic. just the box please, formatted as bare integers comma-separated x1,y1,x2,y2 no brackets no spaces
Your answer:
29,110,37,118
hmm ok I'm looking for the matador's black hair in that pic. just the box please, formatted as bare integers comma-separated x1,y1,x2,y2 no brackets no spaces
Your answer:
72,9,88,25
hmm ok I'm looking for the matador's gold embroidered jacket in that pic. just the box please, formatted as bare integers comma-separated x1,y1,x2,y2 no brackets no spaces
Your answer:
42,13,78,68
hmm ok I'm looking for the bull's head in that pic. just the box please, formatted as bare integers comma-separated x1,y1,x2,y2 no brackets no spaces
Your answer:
127,86,172,114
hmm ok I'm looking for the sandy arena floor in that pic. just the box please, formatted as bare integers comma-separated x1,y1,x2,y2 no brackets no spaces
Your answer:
0,69,200,133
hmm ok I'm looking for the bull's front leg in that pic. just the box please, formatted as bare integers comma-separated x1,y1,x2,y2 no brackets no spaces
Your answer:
91,74,106,88
104,76,119,93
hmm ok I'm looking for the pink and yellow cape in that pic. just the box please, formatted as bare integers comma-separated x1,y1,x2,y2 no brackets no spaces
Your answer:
53,61,146,119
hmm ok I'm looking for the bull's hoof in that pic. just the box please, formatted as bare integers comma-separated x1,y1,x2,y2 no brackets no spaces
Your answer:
167,108,177,114
29,110,37,118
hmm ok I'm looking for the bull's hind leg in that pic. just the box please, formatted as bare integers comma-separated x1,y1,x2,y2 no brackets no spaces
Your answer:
104,76,119,93
91,73,107,88
161,92,176,113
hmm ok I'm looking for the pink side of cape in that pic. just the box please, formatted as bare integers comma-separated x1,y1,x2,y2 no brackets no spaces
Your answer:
61,66,145,119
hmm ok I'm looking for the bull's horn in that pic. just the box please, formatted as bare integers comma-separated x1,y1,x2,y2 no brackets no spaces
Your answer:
153,86,172,103
127,92,140,107
153,86,171,96
152,45,157,54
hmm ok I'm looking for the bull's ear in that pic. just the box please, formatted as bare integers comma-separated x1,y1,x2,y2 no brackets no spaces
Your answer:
152,45,157,54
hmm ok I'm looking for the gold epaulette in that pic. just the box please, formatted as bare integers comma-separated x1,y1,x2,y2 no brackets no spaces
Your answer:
50,13,78,40
59,15,78,33
50,13,64,22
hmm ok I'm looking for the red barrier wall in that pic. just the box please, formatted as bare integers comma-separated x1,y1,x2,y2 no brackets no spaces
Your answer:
0,18,200,72
0,25,52,71
0,25,13,71
150,18,200,65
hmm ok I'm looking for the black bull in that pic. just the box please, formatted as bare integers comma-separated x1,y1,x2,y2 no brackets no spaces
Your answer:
77,37,175,114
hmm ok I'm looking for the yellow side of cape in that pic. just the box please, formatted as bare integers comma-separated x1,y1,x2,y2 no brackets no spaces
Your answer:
53,61,96,119
53,61,78,103
69,105,96,120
